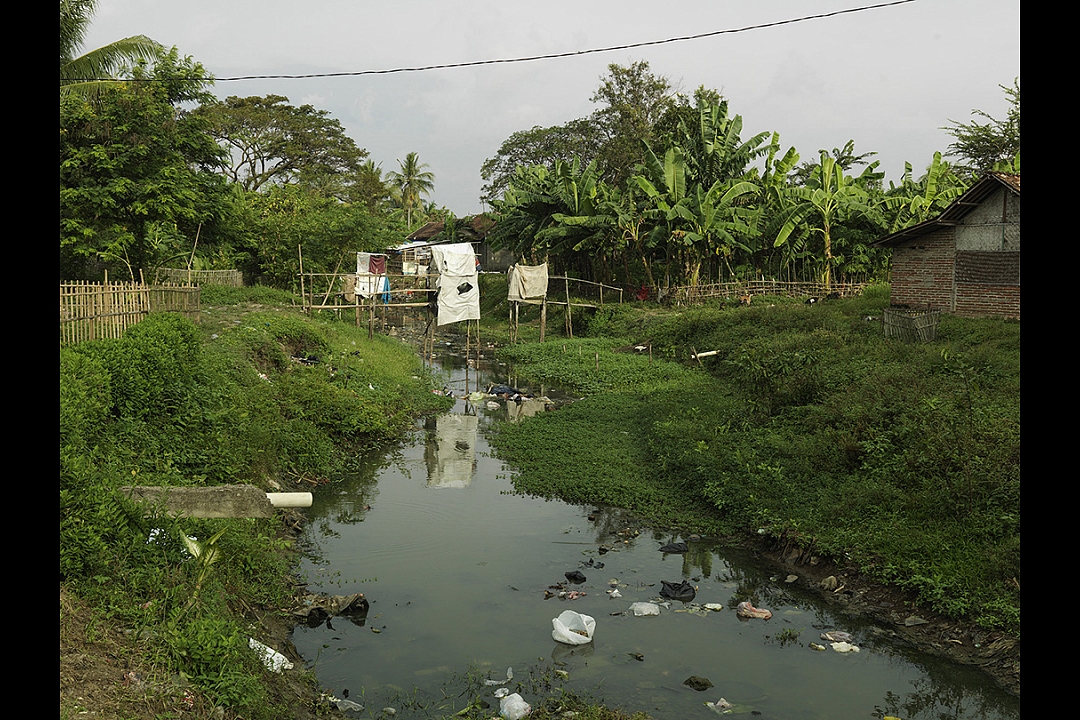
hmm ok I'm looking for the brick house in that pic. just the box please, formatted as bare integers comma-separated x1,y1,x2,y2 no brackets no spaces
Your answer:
874,173,1020,319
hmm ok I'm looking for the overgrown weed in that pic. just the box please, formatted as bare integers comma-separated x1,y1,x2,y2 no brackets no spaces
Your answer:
489,291,1020,634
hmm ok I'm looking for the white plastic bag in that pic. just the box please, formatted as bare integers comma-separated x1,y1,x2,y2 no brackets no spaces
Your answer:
551,609,596,645
248,637,293,673
629,602,661,616
499,692,531,719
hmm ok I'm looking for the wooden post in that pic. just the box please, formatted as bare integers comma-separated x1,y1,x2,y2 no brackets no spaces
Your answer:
540,296,547,343
368,295,374,339
565,277,573,338
298,245,307,314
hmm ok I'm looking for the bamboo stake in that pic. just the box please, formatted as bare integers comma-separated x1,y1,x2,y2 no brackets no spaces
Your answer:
298,245,307,313
321,253,346,307
565,276,572,338
540,296,547,343
368,295,374,339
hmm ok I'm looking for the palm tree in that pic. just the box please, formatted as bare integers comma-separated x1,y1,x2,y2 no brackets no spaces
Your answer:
60,0,161,100
386,152,435,231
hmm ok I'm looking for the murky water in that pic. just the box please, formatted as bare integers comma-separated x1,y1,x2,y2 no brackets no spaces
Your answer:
293,352,1019,720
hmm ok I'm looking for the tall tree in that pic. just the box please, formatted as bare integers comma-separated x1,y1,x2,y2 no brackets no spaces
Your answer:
480,118,604,203
60,0,161,100
590,61,678,184
944,79,1020,175
386,152,435,231
195,95,368,192
61,49,231,279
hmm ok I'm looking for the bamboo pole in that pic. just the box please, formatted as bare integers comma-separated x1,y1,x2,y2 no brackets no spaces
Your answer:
540,296,547,343
298,245,307,314
565,276,572,338
368,295,374,339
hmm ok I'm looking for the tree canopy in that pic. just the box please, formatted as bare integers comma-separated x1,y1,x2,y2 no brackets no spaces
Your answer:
196,95,369,192
60,0,161,100
945,79,1020,174
386,152,435,231
60,49,232,280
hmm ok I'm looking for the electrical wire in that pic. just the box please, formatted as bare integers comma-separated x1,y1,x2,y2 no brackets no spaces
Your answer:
66,0,916,84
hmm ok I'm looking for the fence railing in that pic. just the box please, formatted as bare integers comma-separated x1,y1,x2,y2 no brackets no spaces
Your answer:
60,281,201,347
665,280,868,306
154,268,244,287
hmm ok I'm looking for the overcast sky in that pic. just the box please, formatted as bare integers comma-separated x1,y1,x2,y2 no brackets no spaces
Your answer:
84,0,1020,215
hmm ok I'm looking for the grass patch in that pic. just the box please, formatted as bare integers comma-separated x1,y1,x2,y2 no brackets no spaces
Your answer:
60,297,453,717
490,291,1020,635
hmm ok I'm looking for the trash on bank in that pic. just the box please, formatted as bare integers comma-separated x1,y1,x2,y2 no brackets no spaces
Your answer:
735,601,772,620
292,592,370,627
332,697,364,713
248,637,293,673
499,692,532,720
484,667,514,686
552,609,596,645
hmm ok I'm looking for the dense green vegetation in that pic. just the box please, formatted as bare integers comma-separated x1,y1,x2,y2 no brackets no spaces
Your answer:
485,63,1020,290
60,293,452,717
60,8,1019,297
490,286,1020,635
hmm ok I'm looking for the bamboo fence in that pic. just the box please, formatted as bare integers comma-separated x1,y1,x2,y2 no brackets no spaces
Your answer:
665,279,868,306
155,268,243,287
60,280,201,347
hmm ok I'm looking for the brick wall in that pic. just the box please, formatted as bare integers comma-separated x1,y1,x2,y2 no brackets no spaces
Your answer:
955,284,1021,319
890,229,955,310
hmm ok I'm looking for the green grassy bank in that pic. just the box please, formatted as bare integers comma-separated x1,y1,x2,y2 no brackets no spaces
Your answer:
60,287,453,719
488,283,1020,635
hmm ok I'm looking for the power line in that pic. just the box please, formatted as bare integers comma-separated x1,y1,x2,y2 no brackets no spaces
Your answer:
219,1,914,81
67,1,916,84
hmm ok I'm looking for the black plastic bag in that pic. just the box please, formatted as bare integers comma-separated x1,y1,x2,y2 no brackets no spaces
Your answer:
660,579,696,601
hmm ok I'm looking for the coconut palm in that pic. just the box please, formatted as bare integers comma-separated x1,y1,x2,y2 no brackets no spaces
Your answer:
386,152,435,231
60,0,161,100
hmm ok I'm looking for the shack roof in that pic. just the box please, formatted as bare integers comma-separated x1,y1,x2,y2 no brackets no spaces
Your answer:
874,172,1020,247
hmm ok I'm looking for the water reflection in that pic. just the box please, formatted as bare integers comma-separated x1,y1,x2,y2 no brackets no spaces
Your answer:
424,413,478,488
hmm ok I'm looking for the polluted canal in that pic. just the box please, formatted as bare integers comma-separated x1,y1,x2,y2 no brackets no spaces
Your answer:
292,350,1019,720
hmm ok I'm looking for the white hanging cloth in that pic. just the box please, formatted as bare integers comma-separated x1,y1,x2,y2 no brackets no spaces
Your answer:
430,243,480,325
507,263,549,301
355,252,388,299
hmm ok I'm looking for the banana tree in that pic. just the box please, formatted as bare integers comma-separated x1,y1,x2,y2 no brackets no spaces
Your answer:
772,152,882,289
681,98,773,189
883,151,968,232
676,179,759,283
633,145,691,286
540,159,614,272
